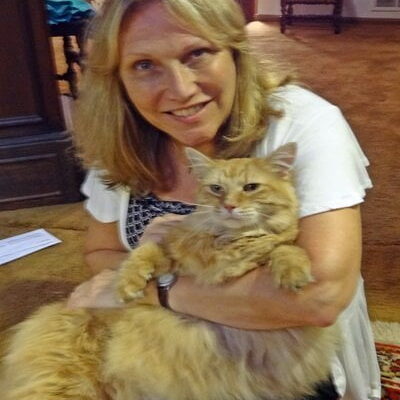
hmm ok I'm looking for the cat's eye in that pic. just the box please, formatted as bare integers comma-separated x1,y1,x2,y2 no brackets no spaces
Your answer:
243,183,260,192
209,184,223,194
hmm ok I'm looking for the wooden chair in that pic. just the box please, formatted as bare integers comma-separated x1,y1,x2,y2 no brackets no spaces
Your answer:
280,0,344,34
49,19,88,98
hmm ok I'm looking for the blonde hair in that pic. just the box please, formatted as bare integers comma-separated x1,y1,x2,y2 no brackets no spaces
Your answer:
74,0,287,193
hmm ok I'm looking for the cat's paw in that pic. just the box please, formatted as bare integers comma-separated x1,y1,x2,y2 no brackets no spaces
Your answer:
116,242,170,303
116,248,156,303
271,262,314,291
208,262,258,284
269,245,314,291
116,270,153,304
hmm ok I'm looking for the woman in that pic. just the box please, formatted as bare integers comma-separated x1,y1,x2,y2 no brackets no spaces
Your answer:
70,0,381,399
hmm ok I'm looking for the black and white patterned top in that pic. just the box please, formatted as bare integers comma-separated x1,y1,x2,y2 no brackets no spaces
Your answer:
126,194,196,248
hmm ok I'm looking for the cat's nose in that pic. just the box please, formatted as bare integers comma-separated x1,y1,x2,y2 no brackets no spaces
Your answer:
224,204,236,213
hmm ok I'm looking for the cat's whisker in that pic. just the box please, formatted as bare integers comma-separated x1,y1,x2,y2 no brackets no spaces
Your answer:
186,202,215,208
249,221,262,229
257,212,273,220
191,211,214,224
190,211,212,219
190,218,215,234
238,212,254,218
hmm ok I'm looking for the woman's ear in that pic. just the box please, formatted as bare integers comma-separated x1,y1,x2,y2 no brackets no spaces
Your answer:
268,142,297,178
184,147,213,179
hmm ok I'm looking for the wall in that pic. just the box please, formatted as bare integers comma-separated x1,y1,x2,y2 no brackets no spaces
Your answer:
257,0,400,19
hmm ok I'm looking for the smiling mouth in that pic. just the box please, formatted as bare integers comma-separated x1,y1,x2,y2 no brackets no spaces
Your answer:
167,102,209,118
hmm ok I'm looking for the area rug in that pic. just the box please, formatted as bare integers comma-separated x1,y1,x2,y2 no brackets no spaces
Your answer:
373,321,400,400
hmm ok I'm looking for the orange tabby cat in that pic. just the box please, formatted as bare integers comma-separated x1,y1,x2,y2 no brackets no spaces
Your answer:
0,143,338,400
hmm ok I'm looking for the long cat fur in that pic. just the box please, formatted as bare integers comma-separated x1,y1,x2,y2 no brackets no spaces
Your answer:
0,143,339,400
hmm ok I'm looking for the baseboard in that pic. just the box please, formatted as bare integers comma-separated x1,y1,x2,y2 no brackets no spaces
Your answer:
255,14,400,24
254,14,279,22
372,320,400,345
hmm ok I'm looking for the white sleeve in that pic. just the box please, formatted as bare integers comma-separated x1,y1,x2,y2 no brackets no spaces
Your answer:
256,89,373,218
81,169,122,223
293,106,372,217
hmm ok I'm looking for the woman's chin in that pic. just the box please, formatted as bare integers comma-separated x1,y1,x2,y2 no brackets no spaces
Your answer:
169,132,216,152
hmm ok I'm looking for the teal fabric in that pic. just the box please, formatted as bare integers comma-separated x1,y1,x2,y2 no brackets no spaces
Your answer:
46,0,94,25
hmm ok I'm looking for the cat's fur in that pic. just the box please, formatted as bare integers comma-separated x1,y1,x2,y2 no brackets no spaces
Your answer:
0,143,338,400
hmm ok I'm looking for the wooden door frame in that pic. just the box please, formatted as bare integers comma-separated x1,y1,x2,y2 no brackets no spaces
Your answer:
236,0,257,22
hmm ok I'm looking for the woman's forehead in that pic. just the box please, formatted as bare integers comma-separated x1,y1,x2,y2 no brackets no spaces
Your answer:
120,1,212,55
122,2,189,37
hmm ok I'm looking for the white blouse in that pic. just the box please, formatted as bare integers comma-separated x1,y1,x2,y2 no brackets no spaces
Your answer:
82,85,381,399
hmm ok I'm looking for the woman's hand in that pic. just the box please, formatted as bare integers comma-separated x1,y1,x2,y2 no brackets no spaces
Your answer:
140,214,186,244
67,268,160,309
67,269,122,309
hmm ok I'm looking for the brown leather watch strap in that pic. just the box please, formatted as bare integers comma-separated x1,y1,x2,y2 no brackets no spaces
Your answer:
157,286,171,309
157,273,177,310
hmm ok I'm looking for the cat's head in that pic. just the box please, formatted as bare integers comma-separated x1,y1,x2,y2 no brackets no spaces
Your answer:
185,143,298,233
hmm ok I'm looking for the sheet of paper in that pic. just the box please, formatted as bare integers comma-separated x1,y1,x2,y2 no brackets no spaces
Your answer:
0,229,62,265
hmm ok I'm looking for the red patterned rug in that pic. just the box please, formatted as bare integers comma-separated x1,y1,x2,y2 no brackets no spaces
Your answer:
373,322,400,400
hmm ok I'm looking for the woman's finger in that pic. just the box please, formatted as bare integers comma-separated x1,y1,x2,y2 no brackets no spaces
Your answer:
67,269,121,309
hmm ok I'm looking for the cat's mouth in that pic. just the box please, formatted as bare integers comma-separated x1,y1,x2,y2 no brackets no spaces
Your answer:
220,208,255,220
219,214,249,228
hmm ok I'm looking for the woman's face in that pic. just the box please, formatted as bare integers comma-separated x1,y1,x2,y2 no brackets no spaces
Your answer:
119,1,237,153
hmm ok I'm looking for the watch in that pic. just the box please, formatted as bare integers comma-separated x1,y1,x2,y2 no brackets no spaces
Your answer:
157,273,178,310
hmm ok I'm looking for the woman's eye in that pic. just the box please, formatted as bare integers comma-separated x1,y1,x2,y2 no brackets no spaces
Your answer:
187,47,216,64
133,60,154,71
243,183,260,192
191,48,208,58
209,184,223,194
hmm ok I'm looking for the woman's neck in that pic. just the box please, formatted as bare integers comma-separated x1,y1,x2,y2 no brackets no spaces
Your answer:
153,140,211,204
172,140,216,160
154,168,197,204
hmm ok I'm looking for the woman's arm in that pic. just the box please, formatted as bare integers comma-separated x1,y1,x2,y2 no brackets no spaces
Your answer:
167,206,362,330
83,217,129,275
68,214,184,308
70,206,361,330
67,217,128,308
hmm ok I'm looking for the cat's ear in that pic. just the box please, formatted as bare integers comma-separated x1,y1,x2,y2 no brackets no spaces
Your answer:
269,142,297,178
184,147,213,178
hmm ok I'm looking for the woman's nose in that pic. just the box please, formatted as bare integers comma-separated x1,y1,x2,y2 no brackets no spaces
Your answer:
164,62,198,101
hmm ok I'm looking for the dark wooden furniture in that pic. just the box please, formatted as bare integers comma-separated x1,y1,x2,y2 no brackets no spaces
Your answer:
280,0,343,34
0,0,82,211
236,0,257,22
49,19,88,98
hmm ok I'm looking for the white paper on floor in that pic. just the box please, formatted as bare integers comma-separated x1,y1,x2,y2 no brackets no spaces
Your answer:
0,229,62,265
